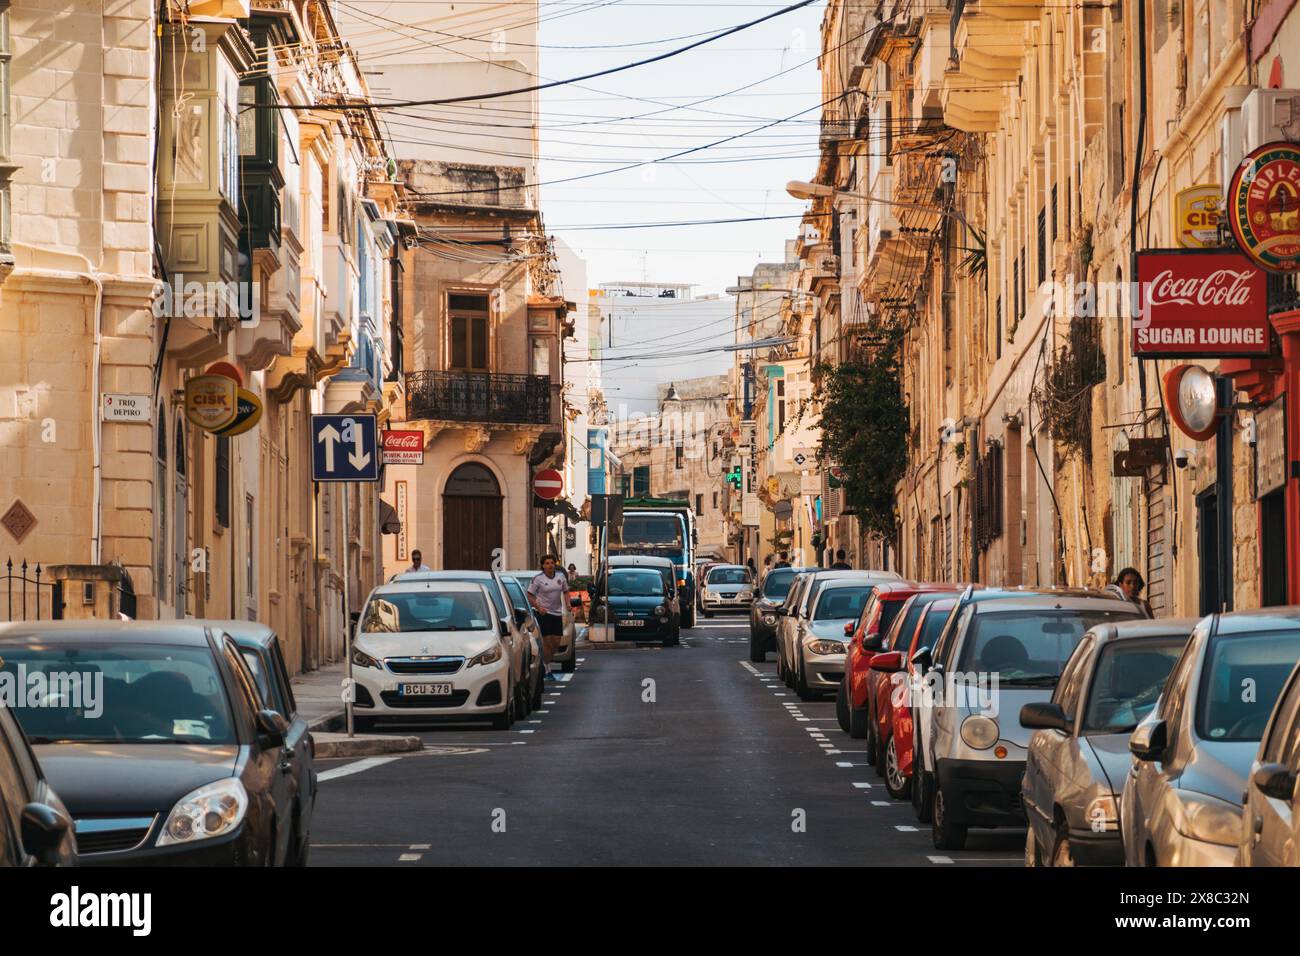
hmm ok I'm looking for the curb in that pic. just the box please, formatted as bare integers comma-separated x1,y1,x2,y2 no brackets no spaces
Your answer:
311,732,424,758
308,710,345,733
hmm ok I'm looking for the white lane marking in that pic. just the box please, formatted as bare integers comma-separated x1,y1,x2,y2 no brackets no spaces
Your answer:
895,825,919,832
552,673,574,683
317,756,400,782
577,657,586,662
510,741,527,745
534,709,550,714
928,856,954,864
528,720,542,724
739,661,760,676
795,717,810,721
819,744,834,749
871,801,891,806
518,729,536,734
399,853,422,862
836,762,854,767
410,844,430,850
826,749,841,754
852,782,872,789
773,693,787,697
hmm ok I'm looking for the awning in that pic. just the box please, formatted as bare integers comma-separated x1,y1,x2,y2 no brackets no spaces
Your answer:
379,499,401,535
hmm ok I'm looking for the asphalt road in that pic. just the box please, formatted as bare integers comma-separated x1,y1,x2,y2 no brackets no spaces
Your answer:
310,617,1025,866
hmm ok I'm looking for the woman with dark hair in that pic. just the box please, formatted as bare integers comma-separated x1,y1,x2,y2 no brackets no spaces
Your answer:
1107,567,1153,617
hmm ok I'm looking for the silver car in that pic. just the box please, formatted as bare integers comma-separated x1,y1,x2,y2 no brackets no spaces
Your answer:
1123,608,1300,867
1021,618,1196,866
920,592,1144,850
790,580,877,701
1239,656,1300,866
777,569,900,689
698,564,756,617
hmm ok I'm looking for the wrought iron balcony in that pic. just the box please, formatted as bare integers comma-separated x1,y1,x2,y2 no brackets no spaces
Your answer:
1268,272,1300,317
405,370,553,425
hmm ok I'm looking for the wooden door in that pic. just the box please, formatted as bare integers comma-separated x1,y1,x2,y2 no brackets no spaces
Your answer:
443,495,502,570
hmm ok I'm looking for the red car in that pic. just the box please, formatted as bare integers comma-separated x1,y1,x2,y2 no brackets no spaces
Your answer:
838,581,942,738
869,596,957,799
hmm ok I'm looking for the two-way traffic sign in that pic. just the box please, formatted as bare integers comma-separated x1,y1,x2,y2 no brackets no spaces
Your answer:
312,414,379,482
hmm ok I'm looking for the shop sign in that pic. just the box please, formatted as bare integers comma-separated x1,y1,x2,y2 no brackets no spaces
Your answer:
1227,141,1300,273
382,429,425,465
1134,250,1270,357
184,374,238,432
1174,185,1223,248
1257,398,1286,498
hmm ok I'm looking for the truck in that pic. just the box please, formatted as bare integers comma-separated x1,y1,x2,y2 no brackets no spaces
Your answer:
601,496,699,628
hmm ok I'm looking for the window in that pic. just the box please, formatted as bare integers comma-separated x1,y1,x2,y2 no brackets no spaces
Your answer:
712,492,718,510
694,494,702,516
675,445,684,470
1036,206,1047,286
245,494,255,602
215,435,230,529
632,465,650,496
777,379,786,434
0,8,11,261
156,403,168,599
218,57,239,204
618,474,632,497
531,338,550,376
449,293,490,370
995,295,1002,359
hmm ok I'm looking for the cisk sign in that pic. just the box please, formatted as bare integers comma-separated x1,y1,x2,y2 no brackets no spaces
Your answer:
1134,249,1271,358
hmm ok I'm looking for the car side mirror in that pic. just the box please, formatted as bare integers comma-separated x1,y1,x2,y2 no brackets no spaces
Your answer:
1128,718,1168,761
910,645,933,673
1253,763,1299,802
349,611,360,639
870,651,903,673
1020,701,1071,733
20,802,71,866
843,622,854,637
514,608,529,627
255,709,289,749
499,620,511,639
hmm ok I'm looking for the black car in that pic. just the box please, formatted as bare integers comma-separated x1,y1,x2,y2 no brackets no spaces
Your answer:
748,567,812,663
211,620,316,867
0,621,301,866
0,701,76,867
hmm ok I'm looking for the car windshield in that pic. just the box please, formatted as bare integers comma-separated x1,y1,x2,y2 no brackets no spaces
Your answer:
1196,629,1300,742
956,609,1138,684
915,603,955,653
620,515,683,547
1081,637,1186,734
0,643,235,745
431,575,507,617
814,586,873,621
361,591,493,632
609,569,665,597
709,568,752,585
877,598,907,641
762,569,796,598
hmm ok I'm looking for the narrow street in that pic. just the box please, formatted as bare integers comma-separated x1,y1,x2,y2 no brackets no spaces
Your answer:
311,618,1023,867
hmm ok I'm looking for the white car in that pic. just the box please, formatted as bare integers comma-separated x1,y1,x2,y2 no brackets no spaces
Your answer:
350,580,526,730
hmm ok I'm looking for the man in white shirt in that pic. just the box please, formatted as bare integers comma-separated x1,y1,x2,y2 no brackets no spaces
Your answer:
527,554,569,679
408,549,432,573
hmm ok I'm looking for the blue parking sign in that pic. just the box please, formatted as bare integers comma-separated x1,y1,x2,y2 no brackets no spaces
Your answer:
312,414,379,482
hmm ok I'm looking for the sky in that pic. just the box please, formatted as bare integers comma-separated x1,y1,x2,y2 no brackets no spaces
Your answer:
534,0,824,297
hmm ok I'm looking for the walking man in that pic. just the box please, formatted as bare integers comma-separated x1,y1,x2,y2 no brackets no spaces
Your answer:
528,554,569,679
774,551,791,569
408,549,432,572
830,548,851,570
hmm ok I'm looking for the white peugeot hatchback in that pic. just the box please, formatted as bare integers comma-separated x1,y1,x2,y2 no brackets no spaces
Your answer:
350,580,522,730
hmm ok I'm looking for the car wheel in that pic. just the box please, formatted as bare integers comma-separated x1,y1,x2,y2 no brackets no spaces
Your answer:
795,657,816,702
749,633,767,664
490,683,515,730
931,786,967,850
911,735,934,822
864,711,878,763
836,680,851,733
517,678,531,718
883,736,911,800
531,672,544,711
561,657,576,673
784,652,797,688
847,695,870,740
1050,824,1075,867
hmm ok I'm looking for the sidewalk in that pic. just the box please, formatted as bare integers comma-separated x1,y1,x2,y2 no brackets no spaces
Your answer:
291,659,347,732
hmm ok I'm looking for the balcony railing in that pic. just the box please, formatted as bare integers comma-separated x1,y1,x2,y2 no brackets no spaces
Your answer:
406,370,553,425
820,109,853,147
1268,272,1300,316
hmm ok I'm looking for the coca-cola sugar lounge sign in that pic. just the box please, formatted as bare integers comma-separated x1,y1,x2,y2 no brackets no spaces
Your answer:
1134,249,1271,358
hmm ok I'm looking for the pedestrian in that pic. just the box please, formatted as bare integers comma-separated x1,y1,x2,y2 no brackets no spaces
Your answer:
745,557,756,573
527,554,569,679
830,548,851,570
567,563,578,577
774,551,791,569
1107,567,1153,617
408,549,432,572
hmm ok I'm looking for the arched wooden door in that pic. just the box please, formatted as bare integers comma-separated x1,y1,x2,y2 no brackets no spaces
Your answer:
443,463,503,570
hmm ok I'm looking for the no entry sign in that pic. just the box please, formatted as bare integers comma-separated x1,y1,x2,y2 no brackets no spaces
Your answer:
533,468,564,500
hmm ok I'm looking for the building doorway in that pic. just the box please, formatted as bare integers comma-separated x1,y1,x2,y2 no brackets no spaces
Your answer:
1197,488,1222,616
1261,488,1288,607
443,462,503,570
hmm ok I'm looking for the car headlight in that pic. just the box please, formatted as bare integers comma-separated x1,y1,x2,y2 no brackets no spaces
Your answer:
960,714,999,750
762,613,777,625
352,647,382,669
1167,791,1242,847
806,639,845,656
157,778,248,847
1085,794,1120,832
653,605,667,616
467,643,503,668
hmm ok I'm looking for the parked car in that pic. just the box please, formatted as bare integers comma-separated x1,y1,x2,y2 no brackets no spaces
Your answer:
1239,656,1300,866
386,570,532,707
1021,618,1197,866
748,566,810,663
915,590,1143,849
0,621,302,864
589,566,678,645
789,579,877,701
213,621,317,866
504,570,577,673
499,576,547,707
779,569,900,689
1122,608,1300,867
880,596,957,801
352,580,524,730
0,701,76,867
840,580,944,738
698,564,756,617
863,589,962,776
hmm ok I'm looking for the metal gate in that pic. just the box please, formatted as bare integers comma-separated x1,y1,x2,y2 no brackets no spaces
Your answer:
1,558,63,622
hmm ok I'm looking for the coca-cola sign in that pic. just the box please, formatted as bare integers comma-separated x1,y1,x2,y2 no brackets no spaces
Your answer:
1134,250,1271,357
382,428,425,465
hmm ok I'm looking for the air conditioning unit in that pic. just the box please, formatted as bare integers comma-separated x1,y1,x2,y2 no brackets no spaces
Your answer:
1222,87,1300,185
